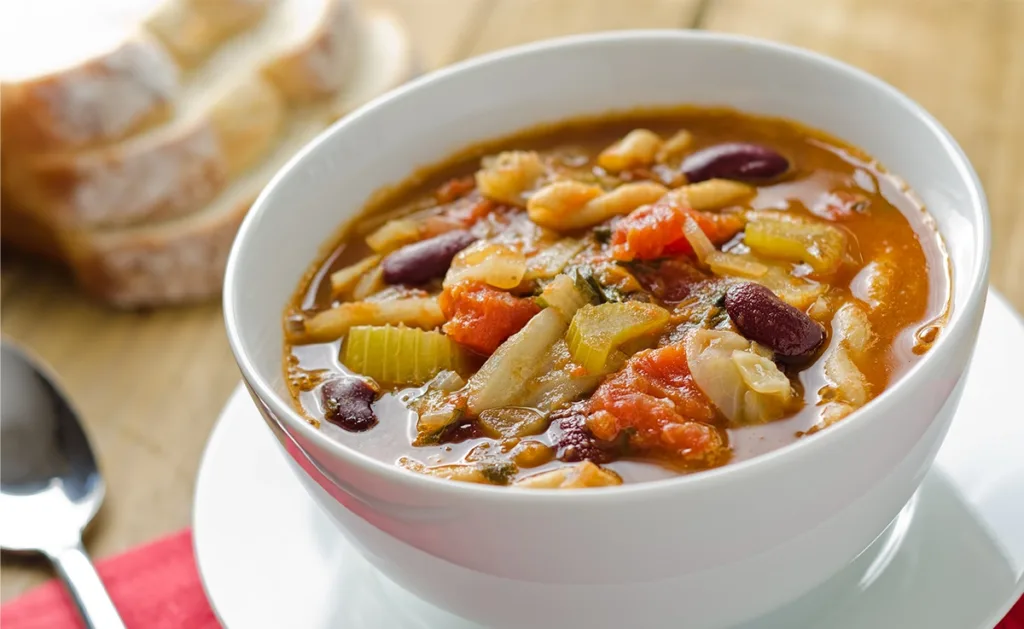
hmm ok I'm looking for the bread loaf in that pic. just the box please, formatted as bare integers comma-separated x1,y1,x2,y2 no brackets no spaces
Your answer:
2,0,357,230
1,1,179,153
2,9,414,308
147,0,272,67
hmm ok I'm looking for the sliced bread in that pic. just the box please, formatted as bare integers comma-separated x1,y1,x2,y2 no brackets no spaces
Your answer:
146,0,272,67
63,10,415,308
1,0,356,230
1,18,179,153
261,0,357,102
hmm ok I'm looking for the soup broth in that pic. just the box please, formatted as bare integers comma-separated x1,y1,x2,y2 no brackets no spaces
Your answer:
284,107,950,487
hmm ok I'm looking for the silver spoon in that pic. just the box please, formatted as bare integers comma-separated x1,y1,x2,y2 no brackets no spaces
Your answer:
1,341,126,629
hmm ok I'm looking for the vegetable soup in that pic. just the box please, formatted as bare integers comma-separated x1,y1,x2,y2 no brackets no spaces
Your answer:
283,107,950,488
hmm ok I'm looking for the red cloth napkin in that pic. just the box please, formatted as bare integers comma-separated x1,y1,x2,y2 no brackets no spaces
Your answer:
2,528,1022,628
1,530,220,629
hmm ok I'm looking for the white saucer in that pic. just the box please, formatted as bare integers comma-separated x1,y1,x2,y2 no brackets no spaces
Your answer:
194,291,1024,629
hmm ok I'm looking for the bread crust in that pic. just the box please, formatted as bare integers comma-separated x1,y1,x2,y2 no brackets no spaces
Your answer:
2,74,287,229
147,0,273,67
66,194,257,307
1,8,413,309
261,0,358,102
0,33,179,154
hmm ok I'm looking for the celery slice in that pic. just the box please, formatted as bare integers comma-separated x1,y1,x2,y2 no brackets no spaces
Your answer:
342,325,465,385
478,407,548,439
744,212,847,274
566,302,670,373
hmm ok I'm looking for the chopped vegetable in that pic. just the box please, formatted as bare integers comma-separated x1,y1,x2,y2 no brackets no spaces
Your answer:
522,339,604,411
478,407,548,439
682,216,716,262
594,263,643,294
744,211,847,274
706,251,768,278
753,264,827,310
583,344,725,464
294,297,445,343
444,242,527,289
341,325,467,385
351,265,386,300
466,307,568,414
852,252,900,314
684,329,796,425
566,302,670,373
812,303,875,434
524,238,585,280
410,370,466,443
366,218,422,253
329,255,381,298
514,461,622,489
400,457,518,485
576,267,630,303
440,282,541,355
611,199,745,261
536,273,597,318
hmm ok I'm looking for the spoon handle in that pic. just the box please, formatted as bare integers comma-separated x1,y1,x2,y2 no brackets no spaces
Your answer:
46,542,127,629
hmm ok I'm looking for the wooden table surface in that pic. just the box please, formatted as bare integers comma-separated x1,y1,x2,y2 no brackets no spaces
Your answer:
2,0,1022,602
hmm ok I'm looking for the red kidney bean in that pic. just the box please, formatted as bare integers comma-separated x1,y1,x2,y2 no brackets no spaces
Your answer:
552,403,616,464
381,230,477,285
321,377,378,431
724,282,825,361
682,143,789,183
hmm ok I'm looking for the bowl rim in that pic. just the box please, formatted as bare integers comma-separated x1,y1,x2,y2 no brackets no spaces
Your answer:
223,28,991,501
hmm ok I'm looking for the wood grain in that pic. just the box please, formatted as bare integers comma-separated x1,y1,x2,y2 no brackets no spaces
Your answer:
464,0,703,55
2,0,1021,602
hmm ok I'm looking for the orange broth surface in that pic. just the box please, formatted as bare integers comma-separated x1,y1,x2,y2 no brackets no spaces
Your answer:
283,107,950,486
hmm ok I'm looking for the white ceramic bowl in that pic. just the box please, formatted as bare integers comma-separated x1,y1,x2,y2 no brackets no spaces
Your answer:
224,31,989,629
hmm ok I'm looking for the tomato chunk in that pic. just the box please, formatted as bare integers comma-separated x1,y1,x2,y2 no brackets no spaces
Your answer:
612,200,745,261
584,344,727,465
440,281,540,355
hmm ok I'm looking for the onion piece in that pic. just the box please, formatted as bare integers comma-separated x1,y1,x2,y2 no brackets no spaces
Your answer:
706,251,768,278
444,242,527,289
682,216,717,263
684,329,795,425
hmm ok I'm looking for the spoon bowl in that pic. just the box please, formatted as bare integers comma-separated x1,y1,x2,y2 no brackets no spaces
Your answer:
1,340,125,628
